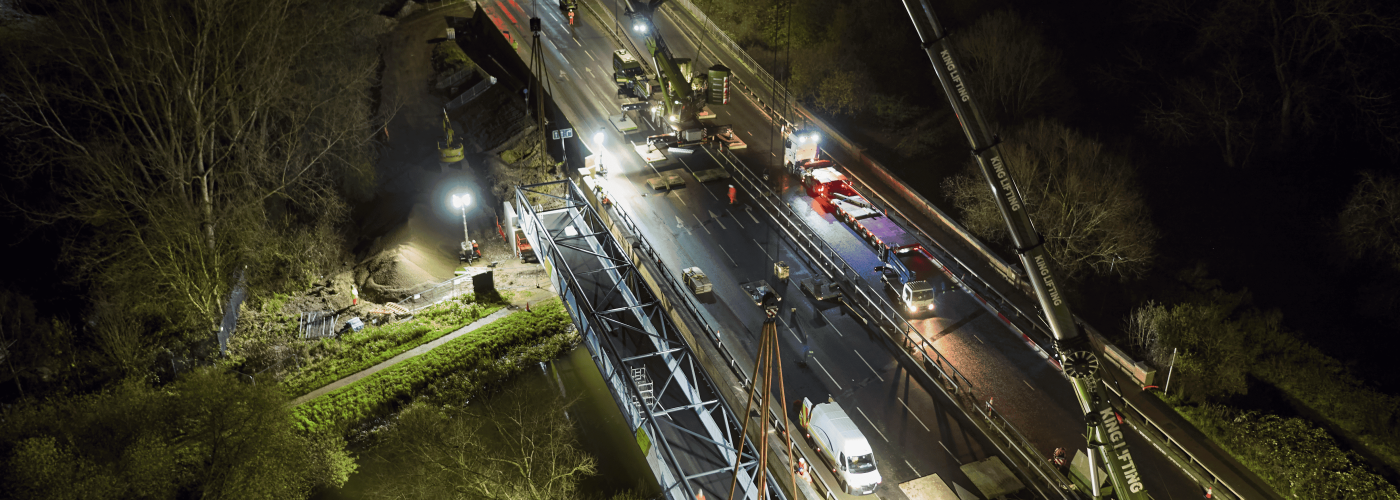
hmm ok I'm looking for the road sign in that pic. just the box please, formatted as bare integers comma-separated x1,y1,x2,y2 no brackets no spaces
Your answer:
560,128,574,139
552,130,559,140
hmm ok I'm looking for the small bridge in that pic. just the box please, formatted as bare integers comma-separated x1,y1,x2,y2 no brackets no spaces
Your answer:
514,180,784,500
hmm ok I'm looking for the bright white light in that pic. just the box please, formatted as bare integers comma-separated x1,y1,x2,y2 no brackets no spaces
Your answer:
927,304,935,310
451,193,471,208
594,130,605,145
810,133,820,143
668,114,678,123
908,305,917,313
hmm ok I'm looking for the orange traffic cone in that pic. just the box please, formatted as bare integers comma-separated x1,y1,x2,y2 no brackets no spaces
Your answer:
526,301,531,312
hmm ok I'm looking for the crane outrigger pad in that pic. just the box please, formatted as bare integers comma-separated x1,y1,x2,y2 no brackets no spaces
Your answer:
690,168,730,183
960,456,1025,499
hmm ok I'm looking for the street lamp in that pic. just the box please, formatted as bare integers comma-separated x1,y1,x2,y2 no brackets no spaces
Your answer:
594,129,608,175
451,193,472,257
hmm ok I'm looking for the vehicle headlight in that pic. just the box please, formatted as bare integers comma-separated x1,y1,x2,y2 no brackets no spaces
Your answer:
668,115,678,123
927,304,935,310
907,305,917,313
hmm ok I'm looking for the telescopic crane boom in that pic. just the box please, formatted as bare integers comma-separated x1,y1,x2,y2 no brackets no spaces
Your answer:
899,1,1148,498
627,0,702,130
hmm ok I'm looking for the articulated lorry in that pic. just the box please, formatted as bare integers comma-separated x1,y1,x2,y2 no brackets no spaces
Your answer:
799,397,883,495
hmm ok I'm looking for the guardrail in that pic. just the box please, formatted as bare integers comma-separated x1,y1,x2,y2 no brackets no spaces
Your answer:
706,145,1077,499
659,3,1261,497
594,180,839,500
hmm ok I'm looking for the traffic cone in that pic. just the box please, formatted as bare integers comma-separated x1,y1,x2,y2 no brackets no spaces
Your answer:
526,302,531,312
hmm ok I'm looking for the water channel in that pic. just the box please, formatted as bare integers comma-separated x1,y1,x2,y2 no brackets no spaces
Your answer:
314,345,659,499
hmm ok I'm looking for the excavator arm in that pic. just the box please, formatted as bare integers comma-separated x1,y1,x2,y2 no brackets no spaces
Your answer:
899,0,1149,497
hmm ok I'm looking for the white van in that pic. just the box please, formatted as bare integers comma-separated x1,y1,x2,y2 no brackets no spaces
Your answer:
799,397,883,495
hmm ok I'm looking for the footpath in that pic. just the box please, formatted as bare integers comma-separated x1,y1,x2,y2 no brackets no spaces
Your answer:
290,307,515,406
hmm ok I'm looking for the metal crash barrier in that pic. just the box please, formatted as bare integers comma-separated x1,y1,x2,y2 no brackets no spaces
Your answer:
514,180,786,500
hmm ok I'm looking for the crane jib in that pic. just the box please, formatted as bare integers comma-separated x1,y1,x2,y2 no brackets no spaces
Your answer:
902,0,1152,495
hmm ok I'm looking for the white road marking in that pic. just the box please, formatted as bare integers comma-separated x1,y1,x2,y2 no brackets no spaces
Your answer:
586,49,595,61
1024,380,1035,391
754,239,772,260
746,130,753,136
812,356,841,390
745,206,761,223
730,211,744,228
939,441,961,464
573,37,582,47
692,214,711,234
672,191,687,206
707,210,726,229
856,407,889,443
854,350,884,382
974,334,984,344
906,460,920,477
718,245,738,267
817,310,843,337
897,397,930,432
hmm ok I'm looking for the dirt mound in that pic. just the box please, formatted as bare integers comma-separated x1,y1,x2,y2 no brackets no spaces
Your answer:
356,202,460,303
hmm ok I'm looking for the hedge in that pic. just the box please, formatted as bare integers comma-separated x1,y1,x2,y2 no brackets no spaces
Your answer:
1172,401,1399,499
292,300,572,434
281,299,504,397
1249,327,1400,477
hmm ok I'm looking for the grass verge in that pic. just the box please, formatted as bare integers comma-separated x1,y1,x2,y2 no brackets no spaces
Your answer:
291,300,573,434
281,296,505,397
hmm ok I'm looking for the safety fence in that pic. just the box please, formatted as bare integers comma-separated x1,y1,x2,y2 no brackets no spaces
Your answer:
395,273,480,313
446,75,498,110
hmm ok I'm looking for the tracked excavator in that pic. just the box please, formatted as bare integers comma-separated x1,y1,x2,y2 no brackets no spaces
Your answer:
900,1,1150,498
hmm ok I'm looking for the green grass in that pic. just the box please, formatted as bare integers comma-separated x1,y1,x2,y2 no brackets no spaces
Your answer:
292,300,573,434
280,297,504,397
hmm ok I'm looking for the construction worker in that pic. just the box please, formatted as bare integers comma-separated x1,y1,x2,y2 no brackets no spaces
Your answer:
471,240,480,260
728,184,737,204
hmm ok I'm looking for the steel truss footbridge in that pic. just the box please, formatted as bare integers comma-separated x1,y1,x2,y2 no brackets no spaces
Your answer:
514,180,785,500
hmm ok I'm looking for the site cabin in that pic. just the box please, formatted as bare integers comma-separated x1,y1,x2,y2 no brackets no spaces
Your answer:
800,397,883,495
501,202,537,263
682,267,712,295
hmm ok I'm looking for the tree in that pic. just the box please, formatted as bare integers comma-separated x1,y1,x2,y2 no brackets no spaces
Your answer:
0,0,386,346
367,386,598,500
942,119,1159,282
1338,171,1400,272
956,8,1073,126
0,368,355,500
1126,268,1280,401
1135,0,1400,159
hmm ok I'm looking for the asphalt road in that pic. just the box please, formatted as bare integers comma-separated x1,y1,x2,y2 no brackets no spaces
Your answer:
480,1,1199,498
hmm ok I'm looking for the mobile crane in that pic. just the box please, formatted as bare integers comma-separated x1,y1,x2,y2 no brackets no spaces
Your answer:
900,1,1149,498
621,0,709,132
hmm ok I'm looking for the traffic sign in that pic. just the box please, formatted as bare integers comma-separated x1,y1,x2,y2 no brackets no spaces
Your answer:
560,128,574,138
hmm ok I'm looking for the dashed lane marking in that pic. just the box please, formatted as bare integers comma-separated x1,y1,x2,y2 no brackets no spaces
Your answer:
1024,380,1035,391
939,441,961,465
718,245,738,267
585,49,595,61
812,356,842,390
906,460,920,477
897,397,930,432
754,239,772,261
856,406,889,443
854,350,884,382
692,214,711,234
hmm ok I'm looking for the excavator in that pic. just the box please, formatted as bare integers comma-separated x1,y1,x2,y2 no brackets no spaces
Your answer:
901,1,1149,498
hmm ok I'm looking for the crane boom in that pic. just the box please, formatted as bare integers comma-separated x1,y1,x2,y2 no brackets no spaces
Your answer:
627,0,701,129
899,0,1148,497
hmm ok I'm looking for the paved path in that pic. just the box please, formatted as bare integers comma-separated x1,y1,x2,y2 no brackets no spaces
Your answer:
291,307,518,406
